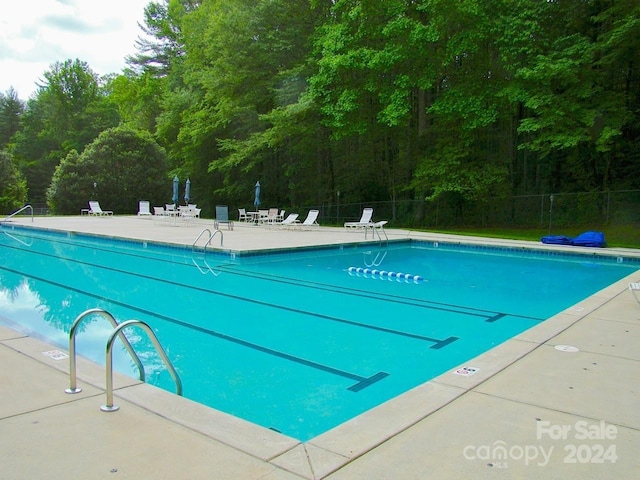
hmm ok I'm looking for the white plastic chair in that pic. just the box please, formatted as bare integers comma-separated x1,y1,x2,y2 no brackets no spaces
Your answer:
630,283,640,304
344,208,373,228
138,201,152,217
88,201,113,216
293,210,319,229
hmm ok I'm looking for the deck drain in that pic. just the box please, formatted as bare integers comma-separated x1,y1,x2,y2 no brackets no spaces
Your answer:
42,350,69,360
554,345,579,353
453,366,480,376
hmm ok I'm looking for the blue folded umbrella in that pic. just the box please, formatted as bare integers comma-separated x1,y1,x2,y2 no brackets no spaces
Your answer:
541,231,606,248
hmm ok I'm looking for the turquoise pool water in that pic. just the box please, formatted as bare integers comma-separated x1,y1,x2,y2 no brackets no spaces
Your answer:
0,226,637,441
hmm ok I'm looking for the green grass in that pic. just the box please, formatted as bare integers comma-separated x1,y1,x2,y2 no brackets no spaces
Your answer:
419,225,640,249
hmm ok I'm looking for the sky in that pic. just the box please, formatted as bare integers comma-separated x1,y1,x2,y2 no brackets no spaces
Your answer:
0,0,151,100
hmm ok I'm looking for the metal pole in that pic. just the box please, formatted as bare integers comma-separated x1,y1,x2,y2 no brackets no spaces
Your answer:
548,195,554,235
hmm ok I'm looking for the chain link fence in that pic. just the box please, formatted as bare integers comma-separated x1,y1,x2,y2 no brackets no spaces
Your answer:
312,190,640,230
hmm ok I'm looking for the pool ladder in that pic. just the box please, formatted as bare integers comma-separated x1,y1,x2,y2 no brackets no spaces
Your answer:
193,228,223,249
192,228,223,275
65,308,182,412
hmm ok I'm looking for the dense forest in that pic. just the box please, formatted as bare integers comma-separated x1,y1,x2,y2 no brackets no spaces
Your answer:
1,0,639,227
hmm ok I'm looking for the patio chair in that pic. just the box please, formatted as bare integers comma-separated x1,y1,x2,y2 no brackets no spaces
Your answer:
88,201,113,216
266,208,280,225
238,208,249,222
214,205,234,230
257,209,269,224
179,205,200,222
344,207,373,229
137,201,152,217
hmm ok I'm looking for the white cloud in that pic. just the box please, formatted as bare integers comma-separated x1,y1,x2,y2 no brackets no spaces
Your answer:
0,0,150,99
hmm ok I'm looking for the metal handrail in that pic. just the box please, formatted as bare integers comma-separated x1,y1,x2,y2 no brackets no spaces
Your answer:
1,204,33,223
364,250,387,268
65,308,145,394
101,319,183,412
191,257,221,276
208,229,223,248
192,228,223,250
192,228,212,248
3,230,33,246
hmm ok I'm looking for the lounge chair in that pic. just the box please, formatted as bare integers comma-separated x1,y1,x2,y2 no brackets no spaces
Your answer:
214,205,234,230
279,213,299,228
138,201,152,217
629,283,640,304
293,209,319,229
344,208,373,229
88,201,113,216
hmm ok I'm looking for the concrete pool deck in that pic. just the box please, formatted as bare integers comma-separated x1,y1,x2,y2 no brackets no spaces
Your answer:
1,215,639,479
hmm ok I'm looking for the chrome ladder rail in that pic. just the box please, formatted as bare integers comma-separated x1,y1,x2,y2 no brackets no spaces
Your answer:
207,229,223,249
364,250,387,268
192,228,213,248
101,319,183,412
65,308,145,394
1,204,34,223
192,227,223,250
192,228,223,249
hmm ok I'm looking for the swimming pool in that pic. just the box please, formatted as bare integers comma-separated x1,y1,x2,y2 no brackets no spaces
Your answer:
1,226,638,441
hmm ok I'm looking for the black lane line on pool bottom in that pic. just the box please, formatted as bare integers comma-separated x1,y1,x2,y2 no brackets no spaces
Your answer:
0,265,391,392
486,313,507,323
0,243,460,347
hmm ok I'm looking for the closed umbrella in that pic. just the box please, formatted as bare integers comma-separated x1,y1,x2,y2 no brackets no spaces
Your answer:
254,181,261,209
184,178,191,205
172,176,179,206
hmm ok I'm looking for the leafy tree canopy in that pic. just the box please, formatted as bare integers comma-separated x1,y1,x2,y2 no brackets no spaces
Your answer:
0,150,28,214
47,127,169,214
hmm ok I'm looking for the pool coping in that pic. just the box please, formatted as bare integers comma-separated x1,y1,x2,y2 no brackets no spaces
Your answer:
1,216,639,479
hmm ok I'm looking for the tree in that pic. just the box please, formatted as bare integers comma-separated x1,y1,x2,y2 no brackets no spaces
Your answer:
0,150,28,214
11,59,120,204
0,88,24,149
47,127,169,214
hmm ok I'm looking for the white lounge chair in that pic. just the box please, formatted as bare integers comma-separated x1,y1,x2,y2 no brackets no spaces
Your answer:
88,201,113,216
279,213,299,228
138,201,152,217
344,207,373,229
293,210,319,229
153,206,166,217
630,283,640,304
